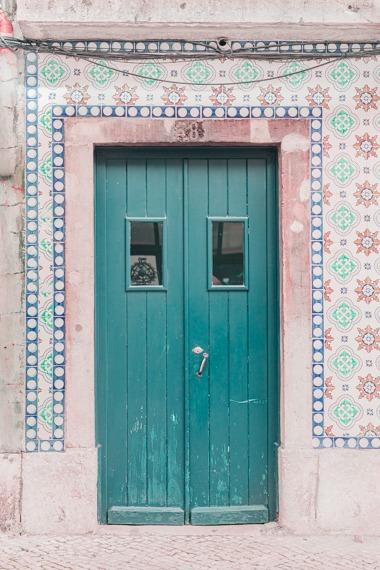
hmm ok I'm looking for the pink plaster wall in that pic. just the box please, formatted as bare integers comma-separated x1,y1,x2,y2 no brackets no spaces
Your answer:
21,111,380,535
64,117,311,455
23,117,313,534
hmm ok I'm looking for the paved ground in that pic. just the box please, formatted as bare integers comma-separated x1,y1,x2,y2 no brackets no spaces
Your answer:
0,526,379,569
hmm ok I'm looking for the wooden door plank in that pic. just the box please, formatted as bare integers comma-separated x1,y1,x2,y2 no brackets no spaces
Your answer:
247,159,269,508
147,159,166,217
126,159,147,217
126,159,148,506
190,505,268,525
146,292,167,506
208,159,228,215
183,158,191,523
104,159,128,511
187,159,210,509
126,294,148,506
227,159,247,216
227,159,249,506
108,506,185,525
209,293,230,506
166,159,185,509
228,294,249,505
146,161,168,506
208,159,230,506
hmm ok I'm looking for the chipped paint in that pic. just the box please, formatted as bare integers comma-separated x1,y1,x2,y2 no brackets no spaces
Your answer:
290,220,304,233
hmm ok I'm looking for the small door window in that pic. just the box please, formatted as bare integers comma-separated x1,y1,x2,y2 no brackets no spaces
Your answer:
126,219,166,289
208,218,248,290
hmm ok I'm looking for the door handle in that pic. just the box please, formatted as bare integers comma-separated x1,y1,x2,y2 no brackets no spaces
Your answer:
196,352,209,377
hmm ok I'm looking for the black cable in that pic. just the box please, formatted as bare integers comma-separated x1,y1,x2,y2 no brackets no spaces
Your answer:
67,53,340,86
2,35,380,87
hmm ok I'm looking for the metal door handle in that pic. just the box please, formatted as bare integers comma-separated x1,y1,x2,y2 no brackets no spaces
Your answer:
196,352,209,377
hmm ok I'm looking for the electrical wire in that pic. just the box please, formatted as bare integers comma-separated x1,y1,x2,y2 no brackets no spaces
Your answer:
26,39,379,61
58,53,341,86
8,36,380,57
1,35,380,87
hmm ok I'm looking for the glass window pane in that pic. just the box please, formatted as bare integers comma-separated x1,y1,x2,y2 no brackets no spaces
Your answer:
130,222,163,286
212,221,244,286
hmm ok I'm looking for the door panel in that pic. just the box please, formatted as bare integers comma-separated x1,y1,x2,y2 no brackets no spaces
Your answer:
96,156,185,524
187,158,272,523
247,160,270,511
95,148,278,525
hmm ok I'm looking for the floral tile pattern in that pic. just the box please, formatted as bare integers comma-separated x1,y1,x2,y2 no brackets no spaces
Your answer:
25,40,380,451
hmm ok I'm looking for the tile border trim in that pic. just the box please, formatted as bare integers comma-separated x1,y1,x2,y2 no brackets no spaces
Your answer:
24,41,380,451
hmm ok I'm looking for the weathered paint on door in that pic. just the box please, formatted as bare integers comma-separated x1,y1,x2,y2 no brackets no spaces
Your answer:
95,148,279,525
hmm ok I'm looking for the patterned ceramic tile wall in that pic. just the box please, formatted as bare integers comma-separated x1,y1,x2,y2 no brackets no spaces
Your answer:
25,41,380,451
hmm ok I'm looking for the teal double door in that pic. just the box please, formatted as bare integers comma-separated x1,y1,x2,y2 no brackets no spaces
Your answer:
96,148,279,525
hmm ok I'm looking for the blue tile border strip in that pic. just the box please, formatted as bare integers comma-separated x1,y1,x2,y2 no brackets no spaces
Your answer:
51,117,65,451
47,39,380,56
50,104,319,120
24,41,380,452
25,50,40,451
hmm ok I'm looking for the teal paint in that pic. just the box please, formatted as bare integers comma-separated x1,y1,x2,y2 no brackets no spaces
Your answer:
190,505,268,525
108,506,185,525
95,148,279,525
